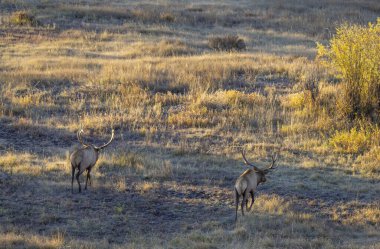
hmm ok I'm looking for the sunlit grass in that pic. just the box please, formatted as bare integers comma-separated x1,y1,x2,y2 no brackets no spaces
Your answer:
0,1,379,249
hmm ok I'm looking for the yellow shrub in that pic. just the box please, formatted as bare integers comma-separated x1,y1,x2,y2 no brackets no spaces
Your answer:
317,18,380,120
196,90,266,111
329,128,370,153
9,11,37,26
0,153,18,169
282,92,305,109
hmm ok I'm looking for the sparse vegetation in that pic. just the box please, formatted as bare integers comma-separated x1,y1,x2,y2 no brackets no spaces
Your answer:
0,0,379,248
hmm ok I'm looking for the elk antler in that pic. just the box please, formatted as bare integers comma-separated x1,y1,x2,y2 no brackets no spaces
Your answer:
77,129,91,147
94,129,115,150
262,153,278,173
241,150,264,173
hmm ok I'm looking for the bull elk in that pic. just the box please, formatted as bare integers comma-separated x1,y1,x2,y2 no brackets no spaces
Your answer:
234,150,278,222
70,129,114,193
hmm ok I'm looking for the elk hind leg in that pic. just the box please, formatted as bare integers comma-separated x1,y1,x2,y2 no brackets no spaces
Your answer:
235,189,240,222
71,165,75,194
241,190,247,216
247,191,255,211
76,170,82,193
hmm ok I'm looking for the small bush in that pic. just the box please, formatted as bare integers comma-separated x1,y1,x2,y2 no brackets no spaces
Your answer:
9,11,38,26
208,35,246,51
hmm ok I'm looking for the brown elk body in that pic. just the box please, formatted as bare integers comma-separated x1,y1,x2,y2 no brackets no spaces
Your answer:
234,151,278,222
70,129,114,193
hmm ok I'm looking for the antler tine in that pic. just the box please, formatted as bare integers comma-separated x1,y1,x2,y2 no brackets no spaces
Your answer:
241,150,263,172
77,129,91,147
94,129,115,150
268,154,278,169
266,148,281,171
241,150,251,166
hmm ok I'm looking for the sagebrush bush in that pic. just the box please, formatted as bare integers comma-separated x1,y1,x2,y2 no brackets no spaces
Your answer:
317,18,380,121
208,35,246,51
9,11,37,26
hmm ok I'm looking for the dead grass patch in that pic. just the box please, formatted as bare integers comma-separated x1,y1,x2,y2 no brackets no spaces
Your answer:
0,231,64,249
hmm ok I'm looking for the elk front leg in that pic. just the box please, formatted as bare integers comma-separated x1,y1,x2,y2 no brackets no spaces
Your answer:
241,190,248,216
71,165,75,194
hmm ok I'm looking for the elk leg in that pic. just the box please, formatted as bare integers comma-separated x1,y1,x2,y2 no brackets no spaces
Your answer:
85,168,92,190
71,165,75,194
76,171,81,193
235,189,240,222
88,169,92,186
85,169,89,190
247,191,255,211
241,190,247,216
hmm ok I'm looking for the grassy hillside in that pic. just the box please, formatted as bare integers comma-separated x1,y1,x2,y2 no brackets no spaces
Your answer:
0,1,379,248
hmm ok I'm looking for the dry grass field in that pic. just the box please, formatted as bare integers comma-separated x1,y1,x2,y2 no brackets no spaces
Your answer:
0,0,379,248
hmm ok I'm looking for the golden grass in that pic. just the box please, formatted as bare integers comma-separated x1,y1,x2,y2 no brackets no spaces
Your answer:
0,152,38,175
353,146,380,174
332,203,380,226
0,231,64,249
0,1,379,248
98,151,173,179
251,194,290,215
135,181,159,193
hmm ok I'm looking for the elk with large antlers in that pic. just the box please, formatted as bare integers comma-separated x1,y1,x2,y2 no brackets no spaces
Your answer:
70,129,114,193
234,150,278,222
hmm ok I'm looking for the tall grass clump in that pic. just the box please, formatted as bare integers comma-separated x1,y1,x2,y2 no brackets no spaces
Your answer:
317,18,380,122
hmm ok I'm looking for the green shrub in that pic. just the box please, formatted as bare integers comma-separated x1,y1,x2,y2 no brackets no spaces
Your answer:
208,35,246,51
317,18,380,121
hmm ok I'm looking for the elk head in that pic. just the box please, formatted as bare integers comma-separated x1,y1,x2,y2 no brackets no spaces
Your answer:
77,128,115,151
241,150,278,184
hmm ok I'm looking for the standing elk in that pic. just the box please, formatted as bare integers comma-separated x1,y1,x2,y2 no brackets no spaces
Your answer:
70,129,114,193
234,150,278,222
